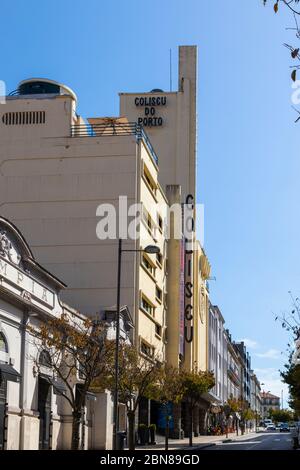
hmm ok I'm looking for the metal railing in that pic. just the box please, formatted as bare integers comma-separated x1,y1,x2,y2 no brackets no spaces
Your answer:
70,121,158,166
228,366,241,385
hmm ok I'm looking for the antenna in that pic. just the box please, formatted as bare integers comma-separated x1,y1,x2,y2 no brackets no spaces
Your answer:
169,48,172,92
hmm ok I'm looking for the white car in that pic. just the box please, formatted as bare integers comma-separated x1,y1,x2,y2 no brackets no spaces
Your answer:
265,424,276,431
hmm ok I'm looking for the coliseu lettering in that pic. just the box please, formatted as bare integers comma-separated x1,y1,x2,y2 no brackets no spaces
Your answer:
134,95,167,127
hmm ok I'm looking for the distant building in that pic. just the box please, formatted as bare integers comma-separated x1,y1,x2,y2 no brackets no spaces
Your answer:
233,342,251,405
261,392,280,419
225,330,242,401
250,372,262,419
208,304,226,404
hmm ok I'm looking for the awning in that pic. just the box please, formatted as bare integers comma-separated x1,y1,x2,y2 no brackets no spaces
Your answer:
39,373,67,395
0,363,21,383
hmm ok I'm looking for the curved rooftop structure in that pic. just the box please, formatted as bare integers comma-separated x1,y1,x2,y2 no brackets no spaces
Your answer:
17,78,77,103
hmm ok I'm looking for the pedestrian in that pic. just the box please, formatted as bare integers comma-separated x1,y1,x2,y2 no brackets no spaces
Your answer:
291,423,299,450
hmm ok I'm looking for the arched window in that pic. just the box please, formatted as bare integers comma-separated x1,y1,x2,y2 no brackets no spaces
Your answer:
0,332,8,354
39,350,52,368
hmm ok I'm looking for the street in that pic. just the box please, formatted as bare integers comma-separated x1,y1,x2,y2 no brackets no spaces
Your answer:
205,431,294,451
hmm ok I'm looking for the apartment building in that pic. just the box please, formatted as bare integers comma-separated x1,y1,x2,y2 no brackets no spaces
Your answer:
250,372,262,420
234,342,252,405
0,45,217,443
208,304,226,404
261,392,280,419
225,330,242,401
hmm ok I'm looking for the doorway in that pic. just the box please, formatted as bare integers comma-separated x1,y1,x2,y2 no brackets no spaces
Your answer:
0,377,6,450
38,377,52,450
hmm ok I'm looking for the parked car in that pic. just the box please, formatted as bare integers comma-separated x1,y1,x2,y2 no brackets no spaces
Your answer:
279,423,289,432
263,419,273,427
265,424,276,431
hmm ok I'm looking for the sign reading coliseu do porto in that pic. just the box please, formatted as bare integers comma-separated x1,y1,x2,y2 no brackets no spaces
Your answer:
135,95,167,127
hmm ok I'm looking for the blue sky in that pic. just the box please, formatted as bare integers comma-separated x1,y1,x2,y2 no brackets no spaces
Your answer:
1,0,298,404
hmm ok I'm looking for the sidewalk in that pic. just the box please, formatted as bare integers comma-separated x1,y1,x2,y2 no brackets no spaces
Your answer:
135,429,262,451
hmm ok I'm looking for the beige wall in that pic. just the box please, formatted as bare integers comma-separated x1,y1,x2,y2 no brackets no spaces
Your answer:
193,242,210,372
120,45,197,200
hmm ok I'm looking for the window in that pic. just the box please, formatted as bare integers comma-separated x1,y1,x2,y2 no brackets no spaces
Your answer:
141,341,154,358
0,333,8,353
155,286,162,302
142,208,155,236
155,324,162,338
157,214,163,232
156,252,163,267
143,166,157,196
39,350,52,368
142,255,155,277
140,296,155,317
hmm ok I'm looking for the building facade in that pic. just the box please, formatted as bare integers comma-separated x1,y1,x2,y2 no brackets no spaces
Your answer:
0,217,90,449
208,304,226,404
261,392,280,419
0,44,266,446
233,342,252,406
225,331,242,401
250,371,262,422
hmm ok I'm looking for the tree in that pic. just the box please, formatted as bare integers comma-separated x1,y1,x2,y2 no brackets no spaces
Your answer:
99,343,163,451
264,1,300,120
275,292,300,416
269,408,294,422
181,369,215,447
281,362,300,416
30,312,113,450
227,396,253,435
149,366,185,451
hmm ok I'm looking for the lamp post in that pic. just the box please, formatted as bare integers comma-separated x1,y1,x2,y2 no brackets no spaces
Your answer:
112,240,160,450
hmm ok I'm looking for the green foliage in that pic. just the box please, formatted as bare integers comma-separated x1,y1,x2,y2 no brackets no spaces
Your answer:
138,424,148,430
149,365,184,405
281,363,300,415
268,408,294,422
181,369,215,409
101,343,162,413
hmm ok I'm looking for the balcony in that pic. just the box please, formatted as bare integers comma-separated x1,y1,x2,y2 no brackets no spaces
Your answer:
228,366,240,387
70,120,158,166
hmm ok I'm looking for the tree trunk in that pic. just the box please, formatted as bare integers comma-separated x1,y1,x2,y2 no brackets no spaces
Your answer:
71,410,82,450
127,411,135,451
189,404,193,447
165,415,170,451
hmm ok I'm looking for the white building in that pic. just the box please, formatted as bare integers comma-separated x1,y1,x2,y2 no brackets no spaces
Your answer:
208,304,226,404
0,216,118,450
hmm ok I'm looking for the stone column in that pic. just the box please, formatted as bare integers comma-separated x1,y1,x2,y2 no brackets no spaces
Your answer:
170,403,182,439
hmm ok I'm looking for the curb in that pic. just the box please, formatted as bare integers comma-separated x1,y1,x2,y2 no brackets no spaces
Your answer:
182,443,217,450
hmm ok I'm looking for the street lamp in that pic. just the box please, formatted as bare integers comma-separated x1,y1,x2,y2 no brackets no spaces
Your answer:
113,240,160,450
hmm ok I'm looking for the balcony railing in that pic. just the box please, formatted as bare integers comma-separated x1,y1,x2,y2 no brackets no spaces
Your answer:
228,366,240,386
70,121,158,166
